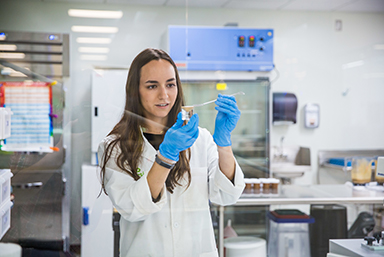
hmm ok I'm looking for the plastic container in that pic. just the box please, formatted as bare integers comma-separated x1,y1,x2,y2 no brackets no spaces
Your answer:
251,178,261,194
260,178,270,193
0,169,13,207
267,210,314,257
269,178,280,194
309,204,347,257
243,178,253,193
0,242,22,257
0,201,13,240
224,236,266,257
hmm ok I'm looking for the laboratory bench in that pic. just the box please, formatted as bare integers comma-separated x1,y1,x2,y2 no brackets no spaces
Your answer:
213,184,384,257
330,238,384,257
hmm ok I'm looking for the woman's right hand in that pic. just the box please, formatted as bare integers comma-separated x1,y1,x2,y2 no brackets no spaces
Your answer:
159,112,199,162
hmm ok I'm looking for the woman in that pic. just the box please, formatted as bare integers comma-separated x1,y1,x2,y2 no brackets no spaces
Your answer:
98,48,245,257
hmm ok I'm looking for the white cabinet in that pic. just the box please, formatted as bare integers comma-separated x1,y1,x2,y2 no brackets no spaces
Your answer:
91,69,128,165
81,165,114,257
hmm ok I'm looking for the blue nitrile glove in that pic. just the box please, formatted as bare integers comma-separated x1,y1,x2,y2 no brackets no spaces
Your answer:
159,112,199,162
212,94,241,147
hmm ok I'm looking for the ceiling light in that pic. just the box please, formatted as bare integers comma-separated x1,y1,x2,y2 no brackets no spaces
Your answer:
374,44,384,50
71,26,118,33
78,47,110,53
1,67,13,75
9,71,28,77
0,53,25,59
76,37,112,44
0,44,17,51
68,9,123,19
80,55,108,61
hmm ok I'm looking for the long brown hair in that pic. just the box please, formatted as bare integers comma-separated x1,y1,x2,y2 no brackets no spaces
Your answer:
99,48,191,194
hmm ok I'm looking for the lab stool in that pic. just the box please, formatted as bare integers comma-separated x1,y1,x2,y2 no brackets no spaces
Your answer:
267,210,314,257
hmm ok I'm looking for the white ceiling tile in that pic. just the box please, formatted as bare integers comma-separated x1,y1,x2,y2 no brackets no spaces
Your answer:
282,0,353,11
224,0,291,9
337,0,384,12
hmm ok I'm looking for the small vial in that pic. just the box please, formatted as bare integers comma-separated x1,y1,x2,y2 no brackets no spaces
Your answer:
270,178,280,194
252,178,261,194
260,178,271,194
181,106,194,121
243,178,253,193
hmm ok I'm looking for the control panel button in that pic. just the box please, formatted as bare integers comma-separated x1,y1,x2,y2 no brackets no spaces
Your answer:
238,36,245,47
248,36,255,47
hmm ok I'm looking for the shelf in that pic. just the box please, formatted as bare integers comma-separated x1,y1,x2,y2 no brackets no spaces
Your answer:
321,163,351,172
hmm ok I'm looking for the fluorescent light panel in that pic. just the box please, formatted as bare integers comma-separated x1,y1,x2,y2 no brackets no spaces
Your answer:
9,71,28,77
0,44,17,51
68,9,123,19
78,47,110,53
71,26,118,33
0,53,25,59
76,37,112,44
80,55,108,61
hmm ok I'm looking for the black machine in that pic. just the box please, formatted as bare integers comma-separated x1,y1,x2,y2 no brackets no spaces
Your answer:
348,211,375,238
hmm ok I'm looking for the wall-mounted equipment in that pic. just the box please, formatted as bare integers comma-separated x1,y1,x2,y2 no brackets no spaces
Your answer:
304,103,320,128
273,92,298,125
165,26,274,71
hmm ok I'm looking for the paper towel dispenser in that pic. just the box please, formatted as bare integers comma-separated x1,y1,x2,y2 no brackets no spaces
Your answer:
273,92,298,125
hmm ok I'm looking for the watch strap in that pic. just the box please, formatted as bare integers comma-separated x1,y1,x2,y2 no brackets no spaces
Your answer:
155,154,175,169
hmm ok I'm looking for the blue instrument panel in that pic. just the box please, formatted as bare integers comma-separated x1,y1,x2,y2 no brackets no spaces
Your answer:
168,26,274,71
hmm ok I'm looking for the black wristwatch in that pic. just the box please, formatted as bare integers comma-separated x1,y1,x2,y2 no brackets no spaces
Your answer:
155,154,175,169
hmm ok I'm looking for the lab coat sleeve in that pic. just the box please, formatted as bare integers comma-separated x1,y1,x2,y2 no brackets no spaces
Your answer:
98,138,167,222
204,129,245,205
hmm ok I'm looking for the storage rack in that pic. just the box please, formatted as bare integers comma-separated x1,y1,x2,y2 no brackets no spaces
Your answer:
0,30,71,252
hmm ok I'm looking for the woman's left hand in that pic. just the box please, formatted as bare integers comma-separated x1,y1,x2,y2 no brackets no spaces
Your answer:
212,94,241,147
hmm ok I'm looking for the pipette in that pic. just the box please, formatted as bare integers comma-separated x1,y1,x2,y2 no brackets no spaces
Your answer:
181,91,245,121
191,91,245,107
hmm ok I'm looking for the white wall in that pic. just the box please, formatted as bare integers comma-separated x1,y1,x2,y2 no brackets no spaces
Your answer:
1,0,384,244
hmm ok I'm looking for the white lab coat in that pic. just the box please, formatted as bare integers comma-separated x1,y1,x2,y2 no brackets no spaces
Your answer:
98,127,245,257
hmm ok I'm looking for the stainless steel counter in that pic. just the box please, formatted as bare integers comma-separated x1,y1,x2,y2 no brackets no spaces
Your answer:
330,239,384,257
215,184,384,257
